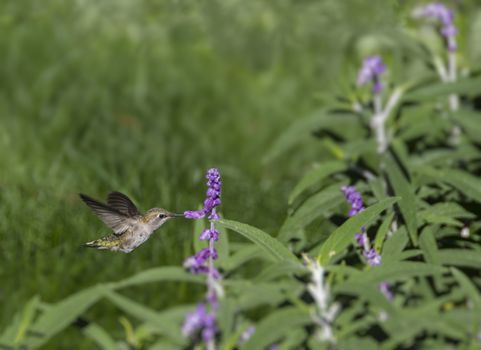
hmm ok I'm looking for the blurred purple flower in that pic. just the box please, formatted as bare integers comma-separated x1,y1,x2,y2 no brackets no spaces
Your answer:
239,326,256,345
183,247,219,275
413,2,457,51
182,168,223,348
341,186,365,216
364,248,382,266
184,168,222,220
379,282,394,300
182,303,217,342
356,56,386,93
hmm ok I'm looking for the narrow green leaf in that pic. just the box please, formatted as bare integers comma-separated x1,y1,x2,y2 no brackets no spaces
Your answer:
216,219,297,262
113,267,203,289
29,285,110,348
374,212,394,252
288,161,346,204
451,268,481,312
241,307,311,350
416,166,481,204
254,260,307,282
404,78,481,101
279,183,345,242
0,295,40,346
105,291,189,343
263,110,358,162
419,226,440,265
83,323,118,350
318,197,399,265
385,155,418,245
438,249,481,268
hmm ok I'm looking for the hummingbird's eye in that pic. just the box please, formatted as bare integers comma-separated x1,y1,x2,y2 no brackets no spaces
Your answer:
158,214,166,219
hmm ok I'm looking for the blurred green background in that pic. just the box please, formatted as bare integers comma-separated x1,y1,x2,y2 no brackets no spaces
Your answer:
1,0,480,347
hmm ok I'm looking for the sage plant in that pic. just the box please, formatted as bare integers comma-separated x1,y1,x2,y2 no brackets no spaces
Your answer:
356,56,402,153
413,2,459,111
182,168,223,350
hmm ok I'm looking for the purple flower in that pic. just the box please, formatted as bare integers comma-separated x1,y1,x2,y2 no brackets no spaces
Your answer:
182,303,217,342
200,228,220,241
355,233,367,248
341,186,365,216
356,56,386,93
379,282,394,301
413,3,457,51
239,326,256,345
182,168,223,348
364,248,382,266
184,168,222,220
183,247,219,275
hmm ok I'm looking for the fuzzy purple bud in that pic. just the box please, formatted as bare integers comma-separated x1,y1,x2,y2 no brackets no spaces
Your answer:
357,56,386,93
364,248,382,266
182,303,217,342
379,282,394,300
200,228,220,241
413,2,457,51
341,186,365,216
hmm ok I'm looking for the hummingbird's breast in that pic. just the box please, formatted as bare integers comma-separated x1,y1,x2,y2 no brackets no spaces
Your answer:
120,223,154,252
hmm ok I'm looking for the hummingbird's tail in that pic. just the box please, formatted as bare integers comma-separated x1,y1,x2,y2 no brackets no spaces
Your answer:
81,236,118,250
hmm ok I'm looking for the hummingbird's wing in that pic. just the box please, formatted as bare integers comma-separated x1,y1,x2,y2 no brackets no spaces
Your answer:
107,192,140,217
80,194,135,235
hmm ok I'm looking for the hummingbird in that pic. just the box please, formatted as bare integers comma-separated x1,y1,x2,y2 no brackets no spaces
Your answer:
79,191,181,253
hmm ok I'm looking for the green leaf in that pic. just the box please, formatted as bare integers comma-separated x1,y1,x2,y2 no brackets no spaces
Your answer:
385,155,418,245
454,109,481,143
416,166,481,204
83,323,118,350
418,202,474,227
381,227,409,263
318,197,399,265
113,266,203,289
404,78,481,101
374,212,394,252
241,307,311,350
288,161,346,204
451,268,481,312
340,262,446,287
0,295,40,346
105,291,189,343
279,183,345,242
263,110,357,162
438,249,481,269
216,219,297,262
254,260,307,282
223,245,273,271
419,226,440,265
29,285,110,348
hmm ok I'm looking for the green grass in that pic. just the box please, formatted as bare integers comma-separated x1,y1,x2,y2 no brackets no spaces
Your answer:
0,0,403,347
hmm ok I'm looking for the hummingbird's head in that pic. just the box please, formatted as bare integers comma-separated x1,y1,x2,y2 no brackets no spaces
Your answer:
144,208,178,230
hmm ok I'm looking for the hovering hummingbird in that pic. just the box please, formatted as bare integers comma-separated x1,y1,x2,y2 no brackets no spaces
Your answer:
79,192,181,253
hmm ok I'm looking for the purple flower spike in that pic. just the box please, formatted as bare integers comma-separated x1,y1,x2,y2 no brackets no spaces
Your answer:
182,168,223,348
341,186,365,216
200,228,220,241
357,55,386,93
184,168,222,220
364,248,382,266
379,282,394,301
413,2,457,51
182,303,217,341
355,233,367,248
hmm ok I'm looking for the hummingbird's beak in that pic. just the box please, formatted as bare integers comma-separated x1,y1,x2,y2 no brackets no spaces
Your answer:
171,213,185,217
